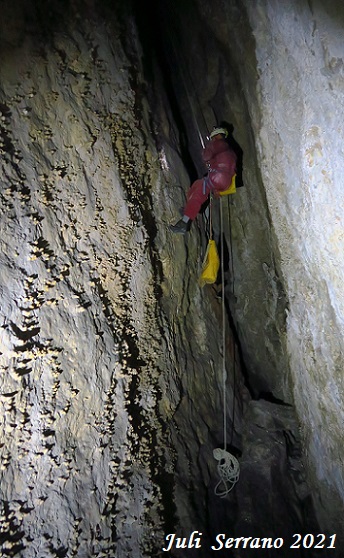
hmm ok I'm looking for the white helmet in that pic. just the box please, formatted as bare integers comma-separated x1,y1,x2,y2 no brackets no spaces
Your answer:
210,127,228,139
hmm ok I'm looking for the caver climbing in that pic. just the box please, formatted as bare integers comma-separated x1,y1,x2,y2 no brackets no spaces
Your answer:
169,123,241,496
170,126,237,234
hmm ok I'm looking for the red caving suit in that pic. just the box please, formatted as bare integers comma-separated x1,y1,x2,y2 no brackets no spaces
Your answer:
183,138,237,220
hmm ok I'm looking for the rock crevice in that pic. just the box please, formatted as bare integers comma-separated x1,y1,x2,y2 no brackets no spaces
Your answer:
0,0,343,556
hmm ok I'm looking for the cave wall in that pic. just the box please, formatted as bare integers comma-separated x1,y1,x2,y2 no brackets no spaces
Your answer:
0,1,248,555
241,0,344,528
157,0,291,400
0,2,175,555
0,0,343,555
164,0,344,530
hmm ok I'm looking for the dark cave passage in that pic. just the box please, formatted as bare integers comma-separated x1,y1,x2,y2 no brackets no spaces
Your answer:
0,1,343,556
128,0,325,553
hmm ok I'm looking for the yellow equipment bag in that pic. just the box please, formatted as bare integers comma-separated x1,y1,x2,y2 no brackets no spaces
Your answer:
219,173,237,196
199,239,220,287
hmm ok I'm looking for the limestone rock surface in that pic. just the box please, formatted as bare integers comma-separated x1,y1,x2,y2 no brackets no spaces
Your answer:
160,0,344,536
0,0,343,556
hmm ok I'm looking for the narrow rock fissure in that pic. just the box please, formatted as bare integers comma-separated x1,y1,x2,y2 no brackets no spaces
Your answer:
0,1,343,556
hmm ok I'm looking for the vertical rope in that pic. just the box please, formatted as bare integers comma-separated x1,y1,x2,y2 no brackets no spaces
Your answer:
213,195,240,497
220,197,227,451
227,197,236,445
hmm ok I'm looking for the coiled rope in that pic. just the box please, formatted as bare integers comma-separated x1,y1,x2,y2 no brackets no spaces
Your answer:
213,197,240,497
213,448,240,497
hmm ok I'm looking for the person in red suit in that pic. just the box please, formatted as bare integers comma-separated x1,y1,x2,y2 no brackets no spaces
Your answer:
170,126,237,234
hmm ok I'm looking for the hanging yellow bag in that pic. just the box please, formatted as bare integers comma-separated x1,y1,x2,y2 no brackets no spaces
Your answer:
219,173,237,196
199,239,220,287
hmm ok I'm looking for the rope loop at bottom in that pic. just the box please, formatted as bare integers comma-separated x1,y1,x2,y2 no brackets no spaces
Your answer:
213,448,240,497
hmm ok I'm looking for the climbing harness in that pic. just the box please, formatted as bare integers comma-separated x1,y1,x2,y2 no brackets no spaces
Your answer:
212,195,240,497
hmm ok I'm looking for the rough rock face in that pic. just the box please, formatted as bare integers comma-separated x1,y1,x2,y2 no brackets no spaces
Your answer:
246,1,344,531
156,0,344,535
0,0,342,557
0,2,177,555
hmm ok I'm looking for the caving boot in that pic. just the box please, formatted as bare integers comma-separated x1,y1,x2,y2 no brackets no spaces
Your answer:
169,219,189,234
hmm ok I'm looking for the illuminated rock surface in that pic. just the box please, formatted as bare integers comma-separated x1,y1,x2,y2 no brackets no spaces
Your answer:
0,0,343,556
